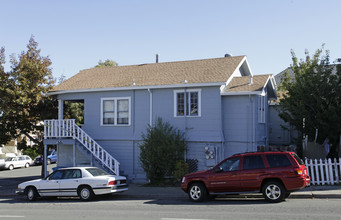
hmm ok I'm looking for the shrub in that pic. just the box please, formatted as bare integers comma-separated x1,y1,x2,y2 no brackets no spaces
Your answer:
22,145,41,159
140,118,187,184
173,160,189,181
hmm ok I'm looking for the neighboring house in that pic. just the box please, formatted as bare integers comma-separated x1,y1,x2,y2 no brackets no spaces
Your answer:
44,55,277,181
0,135,36,158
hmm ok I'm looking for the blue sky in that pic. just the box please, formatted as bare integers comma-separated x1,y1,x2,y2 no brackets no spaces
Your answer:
2,0,340,81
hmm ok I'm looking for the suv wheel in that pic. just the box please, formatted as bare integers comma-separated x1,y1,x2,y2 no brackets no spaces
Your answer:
262,181,286,203
8,165,14,170
188,182,208,202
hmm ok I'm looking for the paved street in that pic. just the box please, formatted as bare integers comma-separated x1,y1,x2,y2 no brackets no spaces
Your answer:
1,195,341,220
1,166,341,220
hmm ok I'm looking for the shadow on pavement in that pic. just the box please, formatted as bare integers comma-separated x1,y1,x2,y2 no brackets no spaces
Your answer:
0,193,270,206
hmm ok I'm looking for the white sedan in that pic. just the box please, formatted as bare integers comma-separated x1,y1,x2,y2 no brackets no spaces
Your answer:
16,167,128,201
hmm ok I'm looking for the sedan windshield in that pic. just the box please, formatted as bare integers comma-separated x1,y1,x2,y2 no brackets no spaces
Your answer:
86,168,109,176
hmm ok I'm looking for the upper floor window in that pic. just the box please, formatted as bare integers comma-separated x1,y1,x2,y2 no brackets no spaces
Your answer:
174,89,201,117
101,97,131,126
258,95,266,123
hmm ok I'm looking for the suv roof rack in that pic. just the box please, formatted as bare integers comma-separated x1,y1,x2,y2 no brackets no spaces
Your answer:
232,150,292,156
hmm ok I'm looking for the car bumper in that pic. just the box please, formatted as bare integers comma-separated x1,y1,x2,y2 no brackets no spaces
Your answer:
286,176,311,191
93,184,128,195
16,189,25,195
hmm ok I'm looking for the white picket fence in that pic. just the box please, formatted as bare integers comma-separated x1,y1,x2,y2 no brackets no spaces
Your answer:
304,158,341,185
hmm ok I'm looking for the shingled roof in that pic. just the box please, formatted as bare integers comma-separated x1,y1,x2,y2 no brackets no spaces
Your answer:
52,56,246,93
224,75,271,92
222,74,277,99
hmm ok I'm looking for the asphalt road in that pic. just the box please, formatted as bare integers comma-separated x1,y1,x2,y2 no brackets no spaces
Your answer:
0,164,56,197
1,196,341,220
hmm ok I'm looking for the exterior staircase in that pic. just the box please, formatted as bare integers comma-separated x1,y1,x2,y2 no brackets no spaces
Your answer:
44,119,120,176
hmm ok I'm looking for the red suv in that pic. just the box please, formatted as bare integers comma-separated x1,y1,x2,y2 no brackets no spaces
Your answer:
181,151,310,203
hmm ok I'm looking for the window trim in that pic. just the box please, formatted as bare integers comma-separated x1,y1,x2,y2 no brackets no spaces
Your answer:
173,89,201,117
258,95,266,123
100,97,131,126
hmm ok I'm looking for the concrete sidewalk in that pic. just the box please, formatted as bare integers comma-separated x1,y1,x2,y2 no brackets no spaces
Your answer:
123,184,341,200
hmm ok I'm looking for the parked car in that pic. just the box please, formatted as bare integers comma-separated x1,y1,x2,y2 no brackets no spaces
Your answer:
181,151,310,203
16,167,128,201
34,150,57,165
4,155,33,170
0,158,5,169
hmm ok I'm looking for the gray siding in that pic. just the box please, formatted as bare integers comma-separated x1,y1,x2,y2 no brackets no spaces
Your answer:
222,95,255,157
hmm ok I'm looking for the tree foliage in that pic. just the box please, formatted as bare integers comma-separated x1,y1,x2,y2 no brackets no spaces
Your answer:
278,45,341,152
95,59,118,68
139,118,187,184
0,36,57,149
64,101,84,125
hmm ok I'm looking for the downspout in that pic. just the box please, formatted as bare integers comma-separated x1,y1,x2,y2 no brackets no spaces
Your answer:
249,94,255,152
220,94,225,162
148,88,153,126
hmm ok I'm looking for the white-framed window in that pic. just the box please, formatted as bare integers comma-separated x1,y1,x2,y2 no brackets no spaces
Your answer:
174,89,201,117
258,95,266,123
101,97,131,126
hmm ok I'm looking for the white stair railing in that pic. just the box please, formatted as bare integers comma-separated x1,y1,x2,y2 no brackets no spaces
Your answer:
44,119,120,175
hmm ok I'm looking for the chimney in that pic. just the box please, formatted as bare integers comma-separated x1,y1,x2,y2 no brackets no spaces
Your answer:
156,54,159,63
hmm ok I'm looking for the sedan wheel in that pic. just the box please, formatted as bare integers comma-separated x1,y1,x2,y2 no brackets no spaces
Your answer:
78,186,94,201
188,182,208,202
25,163,30,168
262,181,285,203
26,187,38,201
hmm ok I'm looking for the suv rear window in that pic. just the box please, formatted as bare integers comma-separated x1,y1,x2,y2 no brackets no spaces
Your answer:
291,153,305,165
266,154,291,167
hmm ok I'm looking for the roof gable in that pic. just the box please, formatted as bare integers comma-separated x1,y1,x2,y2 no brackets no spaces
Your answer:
221,74,277,99
51,56,246,94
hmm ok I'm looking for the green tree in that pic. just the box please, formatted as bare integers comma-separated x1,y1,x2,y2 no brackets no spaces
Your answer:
278,45,341,155
95,59,118,68
64,101,84,125
0,36,57,150
140,118,187,184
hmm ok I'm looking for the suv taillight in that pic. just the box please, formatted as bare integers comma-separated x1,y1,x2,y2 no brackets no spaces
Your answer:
294,168,304,176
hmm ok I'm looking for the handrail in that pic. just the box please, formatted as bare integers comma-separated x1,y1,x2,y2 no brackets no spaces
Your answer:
44,119,120,175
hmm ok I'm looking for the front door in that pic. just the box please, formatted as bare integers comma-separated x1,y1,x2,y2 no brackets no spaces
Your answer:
38,170,64,196
208,157,241,192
